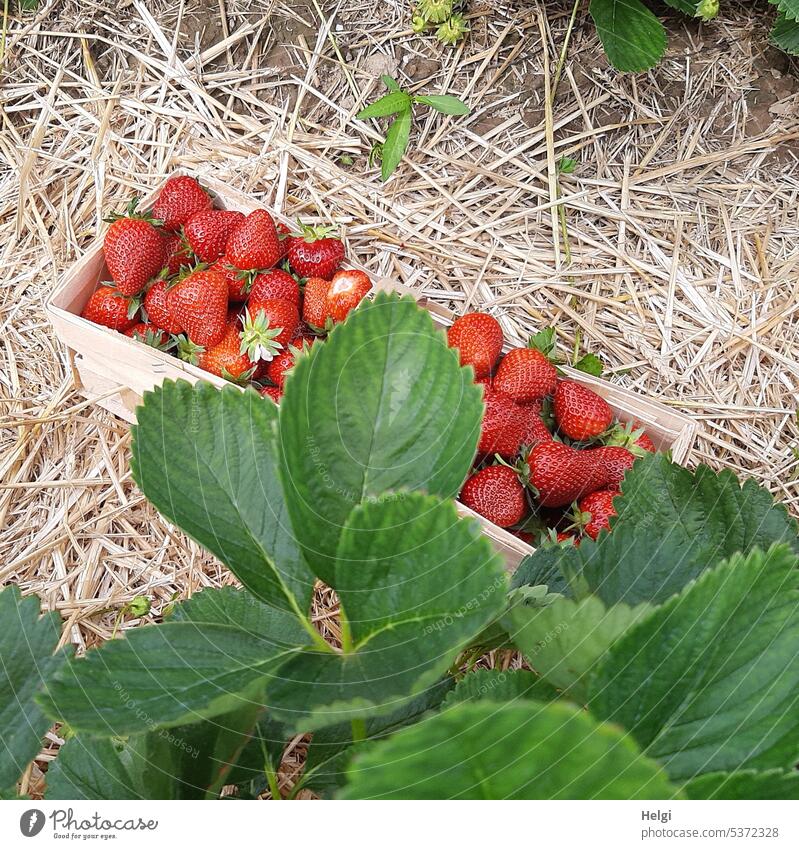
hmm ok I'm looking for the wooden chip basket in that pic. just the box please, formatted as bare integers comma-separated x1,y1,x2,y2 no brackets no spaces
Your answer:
46,175,699,570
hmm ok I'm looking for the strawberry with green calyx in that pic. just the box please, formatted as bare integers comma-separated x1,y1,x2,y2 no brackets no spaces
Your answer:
249,268,301,308
103,199,167,296
151,175,211,232
592,445,637,487
161,232,195,277
166,266,228,347
493,345,557,402
209,259,253,302
574,489,618,541
143,278,183,334
479,387,526,459
260,384,283,404
226,209,282,271
447,311,503,379
519,399,553,450
527,441,608,508
81,285,139,331
302,276,333,330
417,0,452,23
266,336,317,389
288,222,345,280
185,209,245,263
197,323,258,383
175,334,205,366
326,269,372,323
460,465,527,528
538,527,581,547
553,380,613,441
436,13,469,46
240,300,299,363
124,322,173,351
605,420,657,455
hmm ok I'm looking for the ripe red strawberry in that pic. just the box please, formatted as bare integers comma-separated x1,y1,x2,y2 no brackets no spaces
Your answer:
447,312,503,379
276,222,291,260
593,446,636,486
81,286,138,331
152,175,210,232
162,233,194,276
260,384,283,404
249,268,300,307
556,531,580,546
166,267,228,347
302,277,332,329
226,209,282,271
326,269,371,323
460,465,527,528
103,205,166,296
209,259,251,302
288,224,345,280
493,347,557,402
184,209,245,263
124,322,171,349
479,388,526,459
143,279,183,333
554,380,613,441
195,324,257,382
528,441,608,508
635,431,656,452
265,337,316,389
578,489,618,540
519,400,553,449
241,299,300,362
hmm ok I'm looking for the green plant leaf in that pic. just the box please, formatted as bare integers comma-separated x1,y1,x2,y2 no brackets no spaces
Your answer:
356,91,411,120
278,291,483,581
381,75,401,91
572,353,603,377
42,591,310,736
441,669,558,708
414,94,470,115
684,769,799,800
264,493,506,732
513,453,799,605
662,0,700,14
0,586,70,789
300,678,453,798
48,701,260,800
341,700,679,799
589,0,668,72
590,545,799,781
506,596,652,703
131,381,315,619
381,107,412,181
771,12,799,55
770,0,799,24
218,711,289,798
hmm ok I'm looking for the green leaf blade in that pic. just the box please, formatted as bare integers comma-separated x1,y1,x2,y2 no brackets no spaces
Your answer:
278,291,483,580
356,91,411,120
131,381,315,616
381,108,412,181
341,701,679,799
414,94,470,116
589,0,668,73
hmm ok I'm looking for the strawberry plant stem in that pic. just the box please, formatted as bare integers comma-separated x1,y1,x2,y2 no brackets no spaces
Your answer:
265,762,282,800
551,0,582,103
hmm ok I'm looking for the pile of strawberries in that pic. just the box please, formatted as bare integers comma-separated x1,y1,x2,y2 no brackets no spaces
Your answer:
448,312,656,545
81,174,372,402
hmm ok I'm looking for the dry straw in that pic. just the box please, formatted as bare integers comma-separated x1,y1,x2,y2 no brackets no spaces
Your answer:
2,0,799,796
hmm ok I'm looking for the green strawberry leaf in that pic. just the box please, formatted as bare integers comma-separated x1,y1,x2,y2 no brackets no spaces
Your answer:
589,0,668,73
41,588,310,736
414,94,470,116
505,596,653,703
381,75,401,92
771,12,799,55
441,669,559,709
340,700,679,799
279,292,482,581
264,493,506,733
590,544,799,781
684,769,799,800
572,352,603,377
0,586,70,789
356,91,411,120
769,0,799,23
662,0,701,14
47,700,260,800
528,326,557,357
131,381,315,621
513,453,799,606
381,107,412,181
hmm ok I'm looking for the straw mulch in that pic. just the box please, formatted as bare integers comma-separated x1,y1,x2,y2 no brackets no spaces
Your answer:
2,0,799,794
